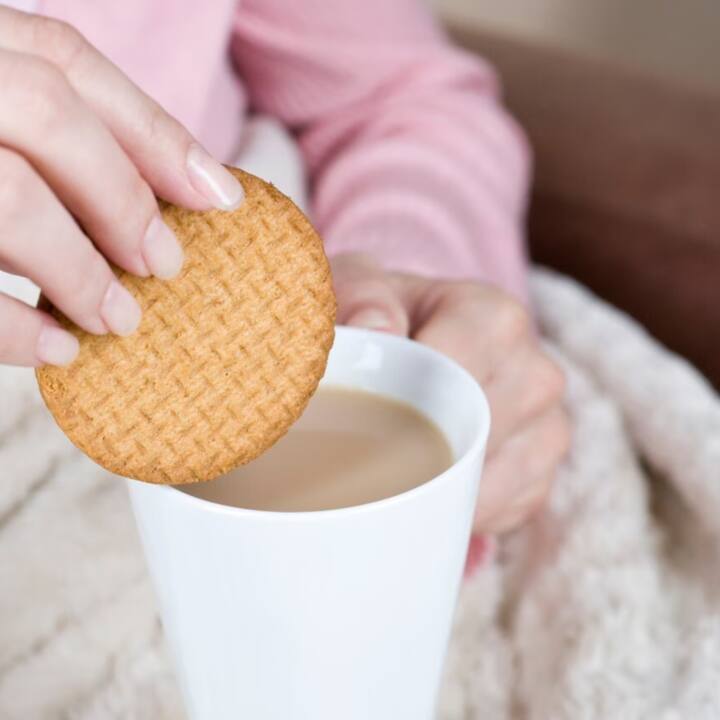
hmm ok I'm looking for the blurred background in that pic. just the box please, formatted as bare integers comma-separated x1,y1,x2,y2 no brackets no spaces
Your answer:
432,0,720,91
431,0,720,389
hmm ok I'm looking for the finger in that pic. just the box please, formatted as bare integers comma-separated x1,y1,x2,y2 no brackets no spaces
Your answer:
412,282,530,382
484,345,566,455
481,470,555,535
0,8,244,211
0,292,78,367
0,49,184,280
0,149,141,336
473,407,571,534
464,534,493,577
330,254,410,335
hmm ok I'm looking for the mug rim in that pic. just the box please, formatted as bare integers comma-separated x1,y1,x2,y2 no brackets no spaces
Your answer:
132,326,490,521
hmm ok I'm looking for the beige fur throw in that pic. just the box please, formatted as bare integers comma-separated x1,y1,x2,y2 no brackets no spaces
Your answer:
1,269,718,719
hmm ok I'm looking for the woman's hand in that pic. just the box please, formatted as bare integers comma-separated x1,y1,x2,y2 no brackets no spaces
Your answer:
331,253,570,534
0,7,244,367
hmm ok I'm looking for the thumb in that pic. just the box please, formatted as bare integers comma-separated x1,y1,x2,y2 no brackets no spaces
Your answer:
330,254,410,336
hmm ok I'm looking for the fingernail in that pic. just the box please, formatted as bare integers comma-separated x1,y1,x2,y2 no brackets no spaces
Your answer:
186,143,244,210
346,309,393,331
36,325,79,367
142,215,184,279
100,280,142,336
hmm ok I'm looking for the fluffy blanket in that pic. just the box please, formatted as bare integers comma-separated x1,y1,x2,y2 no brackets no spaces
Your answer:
1,270,718,719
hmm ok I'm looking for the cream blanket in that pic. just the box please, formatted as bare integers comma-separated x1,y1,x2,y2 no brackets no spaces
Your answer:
1,270,718,720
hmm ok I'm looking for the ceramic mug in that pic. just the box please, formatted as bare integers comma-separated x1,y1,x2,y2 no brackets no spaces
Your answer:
128,326,490,720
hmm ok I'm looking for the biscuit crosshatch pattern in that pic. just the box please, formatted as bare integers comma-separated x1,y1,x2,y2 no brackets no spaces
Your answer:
37,169,336,484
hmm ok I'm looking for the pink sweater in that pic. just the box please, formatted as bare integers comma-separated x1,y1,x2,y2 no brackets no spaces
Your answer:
37,0,531,299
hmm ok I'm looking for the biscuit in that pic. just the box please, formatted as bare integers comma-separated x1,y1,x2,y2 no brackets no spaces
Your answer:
36,169,336,484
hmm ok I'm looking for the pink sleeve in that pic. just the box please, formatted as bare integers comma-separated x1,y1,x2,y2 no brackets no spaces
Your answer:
232,0,532,301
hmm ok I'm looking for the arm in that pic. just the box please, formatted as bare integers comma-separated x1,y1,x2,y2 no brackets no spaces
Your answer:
231,0,531,301
232,3,568,543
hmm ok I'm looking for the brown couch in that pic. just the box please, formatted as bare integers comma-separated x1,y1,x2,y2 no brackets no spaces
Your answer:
451,27,720,389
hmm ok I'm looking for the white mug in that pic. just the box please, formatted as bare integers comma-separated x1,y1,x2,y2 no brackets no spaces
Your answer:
128,326,490,720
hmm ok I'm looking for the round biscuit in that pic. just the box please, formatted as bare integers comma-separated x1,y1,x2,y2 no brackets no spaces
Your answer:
36,169,336,484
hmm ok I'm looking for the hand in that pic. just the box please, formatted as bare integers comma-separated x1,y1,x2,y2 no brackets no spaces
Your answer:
0,7,245,368
331,253,570,534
